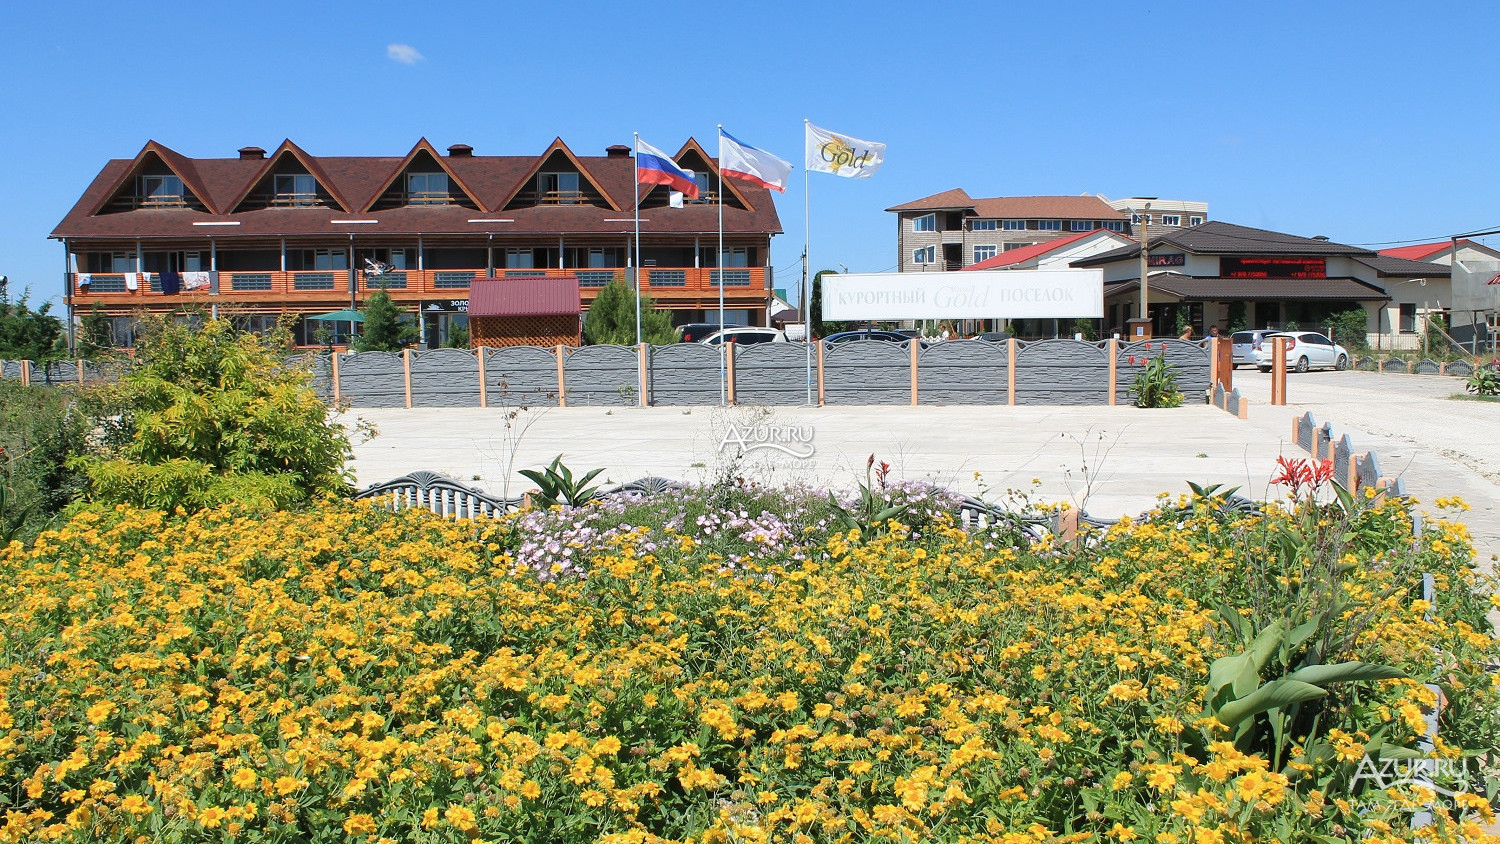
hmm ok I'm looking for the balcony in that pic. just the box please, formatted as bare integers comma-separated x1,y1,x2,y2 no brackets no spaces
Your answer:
70,267,768,305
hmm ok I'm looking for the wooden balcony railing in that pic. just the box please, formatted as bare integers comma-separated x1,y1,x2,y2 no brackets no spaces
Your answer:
69,267,768,303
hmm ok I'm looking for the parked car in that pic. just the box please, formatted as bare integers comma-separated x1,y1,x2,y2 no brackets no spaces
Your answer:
977,330,1012,342
677,322,743,343
822,329,919,345
1253,331,1350,373
1230,329,1274,369
698,326,786,346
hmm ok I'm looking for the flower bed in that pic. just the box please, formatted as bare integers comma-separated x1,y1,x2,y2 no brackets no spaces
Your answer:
1,480,1496,843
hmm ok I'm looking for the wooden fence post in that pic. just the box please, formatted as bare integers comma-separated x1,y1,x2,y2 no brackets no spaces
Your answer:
1107,338,1118,406
555,345,567,407
77,359,85,385
477,347,487,408
637,343,649,407
910,339,919,406
1007,339,1017,406
331,352,341,405
816,340,826,406
20,361,30,387
1270,338,1287,406
726,342,737,406
402,348,413,409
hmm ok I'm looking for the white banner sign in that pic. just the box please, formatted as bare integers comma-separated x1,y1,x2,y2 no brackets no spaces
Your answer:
822,270,1104,320
1452,260,1500,312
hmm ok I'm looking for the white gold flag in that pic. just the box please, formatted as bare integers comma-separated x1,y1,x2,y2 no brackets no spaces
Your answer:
805,122,885,179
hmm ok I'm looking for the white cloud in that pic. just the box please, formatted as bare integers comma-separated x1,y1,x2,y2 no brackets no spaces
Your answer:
387,44,424,65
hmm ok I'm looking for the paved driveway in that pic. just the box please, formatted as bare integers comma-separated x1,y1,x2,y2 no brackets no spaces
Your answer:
338,366,1499,569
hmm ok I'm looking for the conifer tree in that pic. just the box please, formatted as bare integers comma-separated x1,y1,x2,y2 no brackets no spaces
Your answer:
582,281,674,345
353,291,418,352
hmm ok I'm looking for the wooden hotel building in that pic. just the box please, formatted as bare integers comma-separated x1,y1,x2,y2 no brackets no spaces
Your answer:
51,137,783,348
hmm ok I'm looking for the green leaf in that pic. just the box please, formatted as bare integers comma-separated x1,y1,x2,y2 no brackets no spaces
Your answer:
1215,678,1328,729
1285,661,1406,686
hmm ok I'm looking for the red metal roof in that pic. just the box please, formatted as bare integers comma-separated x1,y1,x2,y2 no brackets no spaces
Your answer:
1377,240,1467,261
468,276,581,317
963,230,1102,270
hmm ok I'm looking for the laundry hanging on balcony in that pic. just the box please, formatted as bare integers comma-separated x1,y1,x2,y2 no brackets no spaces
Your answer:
182,272,212,291
160,271,181,295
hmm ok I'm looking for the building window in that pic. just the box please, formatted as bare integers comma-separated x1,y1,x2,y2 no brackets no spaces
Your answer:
1003,242,1036,251
690,172,716,203
407,172,450,205
139,175,183,206
1102,220,1125,232
1399,303,1417,333
1189,216,1203,226
974,245,997,263
912,214,936,232
1002,220,1026,231
912,246,936,265
504,249,534,269
971,219,997,231
273,173,319,206
1161,215,1182,226
1070,220,1096,232
1036,220,1062,231
538,172,581,204
1132,213,1154,225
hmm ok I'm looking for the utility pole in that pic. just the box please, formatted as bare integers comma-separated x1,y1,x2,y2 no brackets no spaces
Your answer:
1126,200,1155,339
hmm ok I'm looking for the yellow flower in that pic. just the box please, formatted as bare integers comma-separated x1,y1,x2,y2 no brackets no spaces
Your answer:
231,768,257,790
343,813,377,835
120,794,152,816
199,807,226,829
445,805,477,832
421,808,439,829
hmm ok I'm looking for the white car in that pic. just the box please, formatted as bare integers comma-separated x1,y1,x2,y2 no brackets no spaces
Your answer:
1230,329,1274,369
698,326,786,346
1253,331,1350,373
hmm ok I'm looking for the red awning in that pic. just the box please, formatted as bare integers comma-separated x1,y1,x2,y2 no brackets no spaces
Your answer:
468,276,581,317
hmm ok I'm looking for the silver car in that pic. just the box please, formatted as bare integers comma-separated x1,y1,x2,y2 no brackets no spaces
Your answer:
1253,331,1350,373
1230,330,1273,369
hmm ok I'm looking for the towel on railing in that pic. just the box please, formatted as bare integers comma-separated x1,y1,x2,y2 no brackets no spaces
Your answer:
124,272,139,291
182,271,211,290
78,273,92,288
160,270,181,295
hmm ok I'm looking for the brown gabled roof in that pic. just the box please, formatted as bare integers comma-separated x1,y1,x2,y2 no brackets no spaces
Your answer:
87,141,223,215
1074,221,1377,266
357,138,484,212
1103,273,1390,302
52,139,784,239
885,190,1126,220
223,139,355,212
1354,254,1451,278
885,188,973,212
493,137,623,212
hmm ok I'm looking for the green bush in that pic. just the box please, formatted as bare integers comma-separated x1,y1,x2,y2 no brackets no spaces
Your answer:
583,280,674,345
1325,308,1370,354
73,315,352,512
1467,364,1500,396
1130,353,1184,408
0,380,88,543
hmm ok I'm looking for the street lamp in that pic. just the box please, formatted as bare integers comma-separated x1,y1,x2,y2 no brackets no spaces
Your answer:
1136,201,1153,321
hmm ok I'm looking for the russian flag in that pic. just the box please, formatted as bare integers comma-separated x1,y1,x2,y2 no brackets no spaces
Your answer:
636,139,698,199
719,130,792,194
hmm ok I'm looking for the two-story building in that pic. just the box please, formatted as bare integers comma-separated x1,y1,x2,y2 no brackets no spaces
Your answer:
51,137,782,348
886,190,1132,272
1070,220,1449,341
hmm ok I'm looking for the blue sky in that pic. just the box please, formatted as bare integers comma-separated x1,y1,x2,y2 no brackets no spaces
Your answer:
2,0,1497,307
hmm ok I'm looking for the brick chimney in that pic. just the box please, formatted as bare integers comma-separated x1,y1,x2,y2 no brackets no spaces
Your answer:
605,144,632,158
238,146,266,160
447,144,474,157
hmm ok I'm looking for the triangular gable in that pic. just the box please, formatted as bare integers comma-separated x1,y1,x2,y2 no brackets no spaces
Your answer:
361,138,484,212
224,140,353,212
495,138,623,212
675,137,754,212
87,141,218,215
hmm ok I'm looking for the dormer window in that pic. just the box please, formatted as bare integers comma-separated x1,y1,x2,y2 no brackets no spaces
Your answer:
139,175,183,206
537,172,581,205
407,172,450,205
273,173,319,206
690,172,716,204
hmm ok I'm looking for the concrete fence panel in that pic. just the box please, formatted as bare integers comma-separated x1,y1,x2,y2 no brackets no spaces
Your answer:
1445,359,1474,377
563,345,639,406
917,340,1009,405
410,349,481,407
1414,358,1443,375
648,343,722,406
1380,357,1410,373
736,343,816,406
822,340,912,405
1018,340,1110,405
338,352,407,408
484,346,562,407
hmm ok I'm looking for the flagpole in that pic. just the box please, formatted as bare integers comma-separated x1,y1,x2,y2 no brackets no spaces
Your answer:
633,132,643,348
717,124,727,407
803,132,813,406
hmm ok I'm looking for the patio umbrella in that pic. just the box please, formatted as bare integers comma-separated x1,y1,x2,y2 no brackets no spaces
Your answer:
306,309,364,323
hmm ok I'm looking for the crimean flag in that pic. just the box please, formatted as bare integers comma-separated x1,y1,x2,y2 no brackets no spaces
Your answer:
719,130,792,193
636,139,698,199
